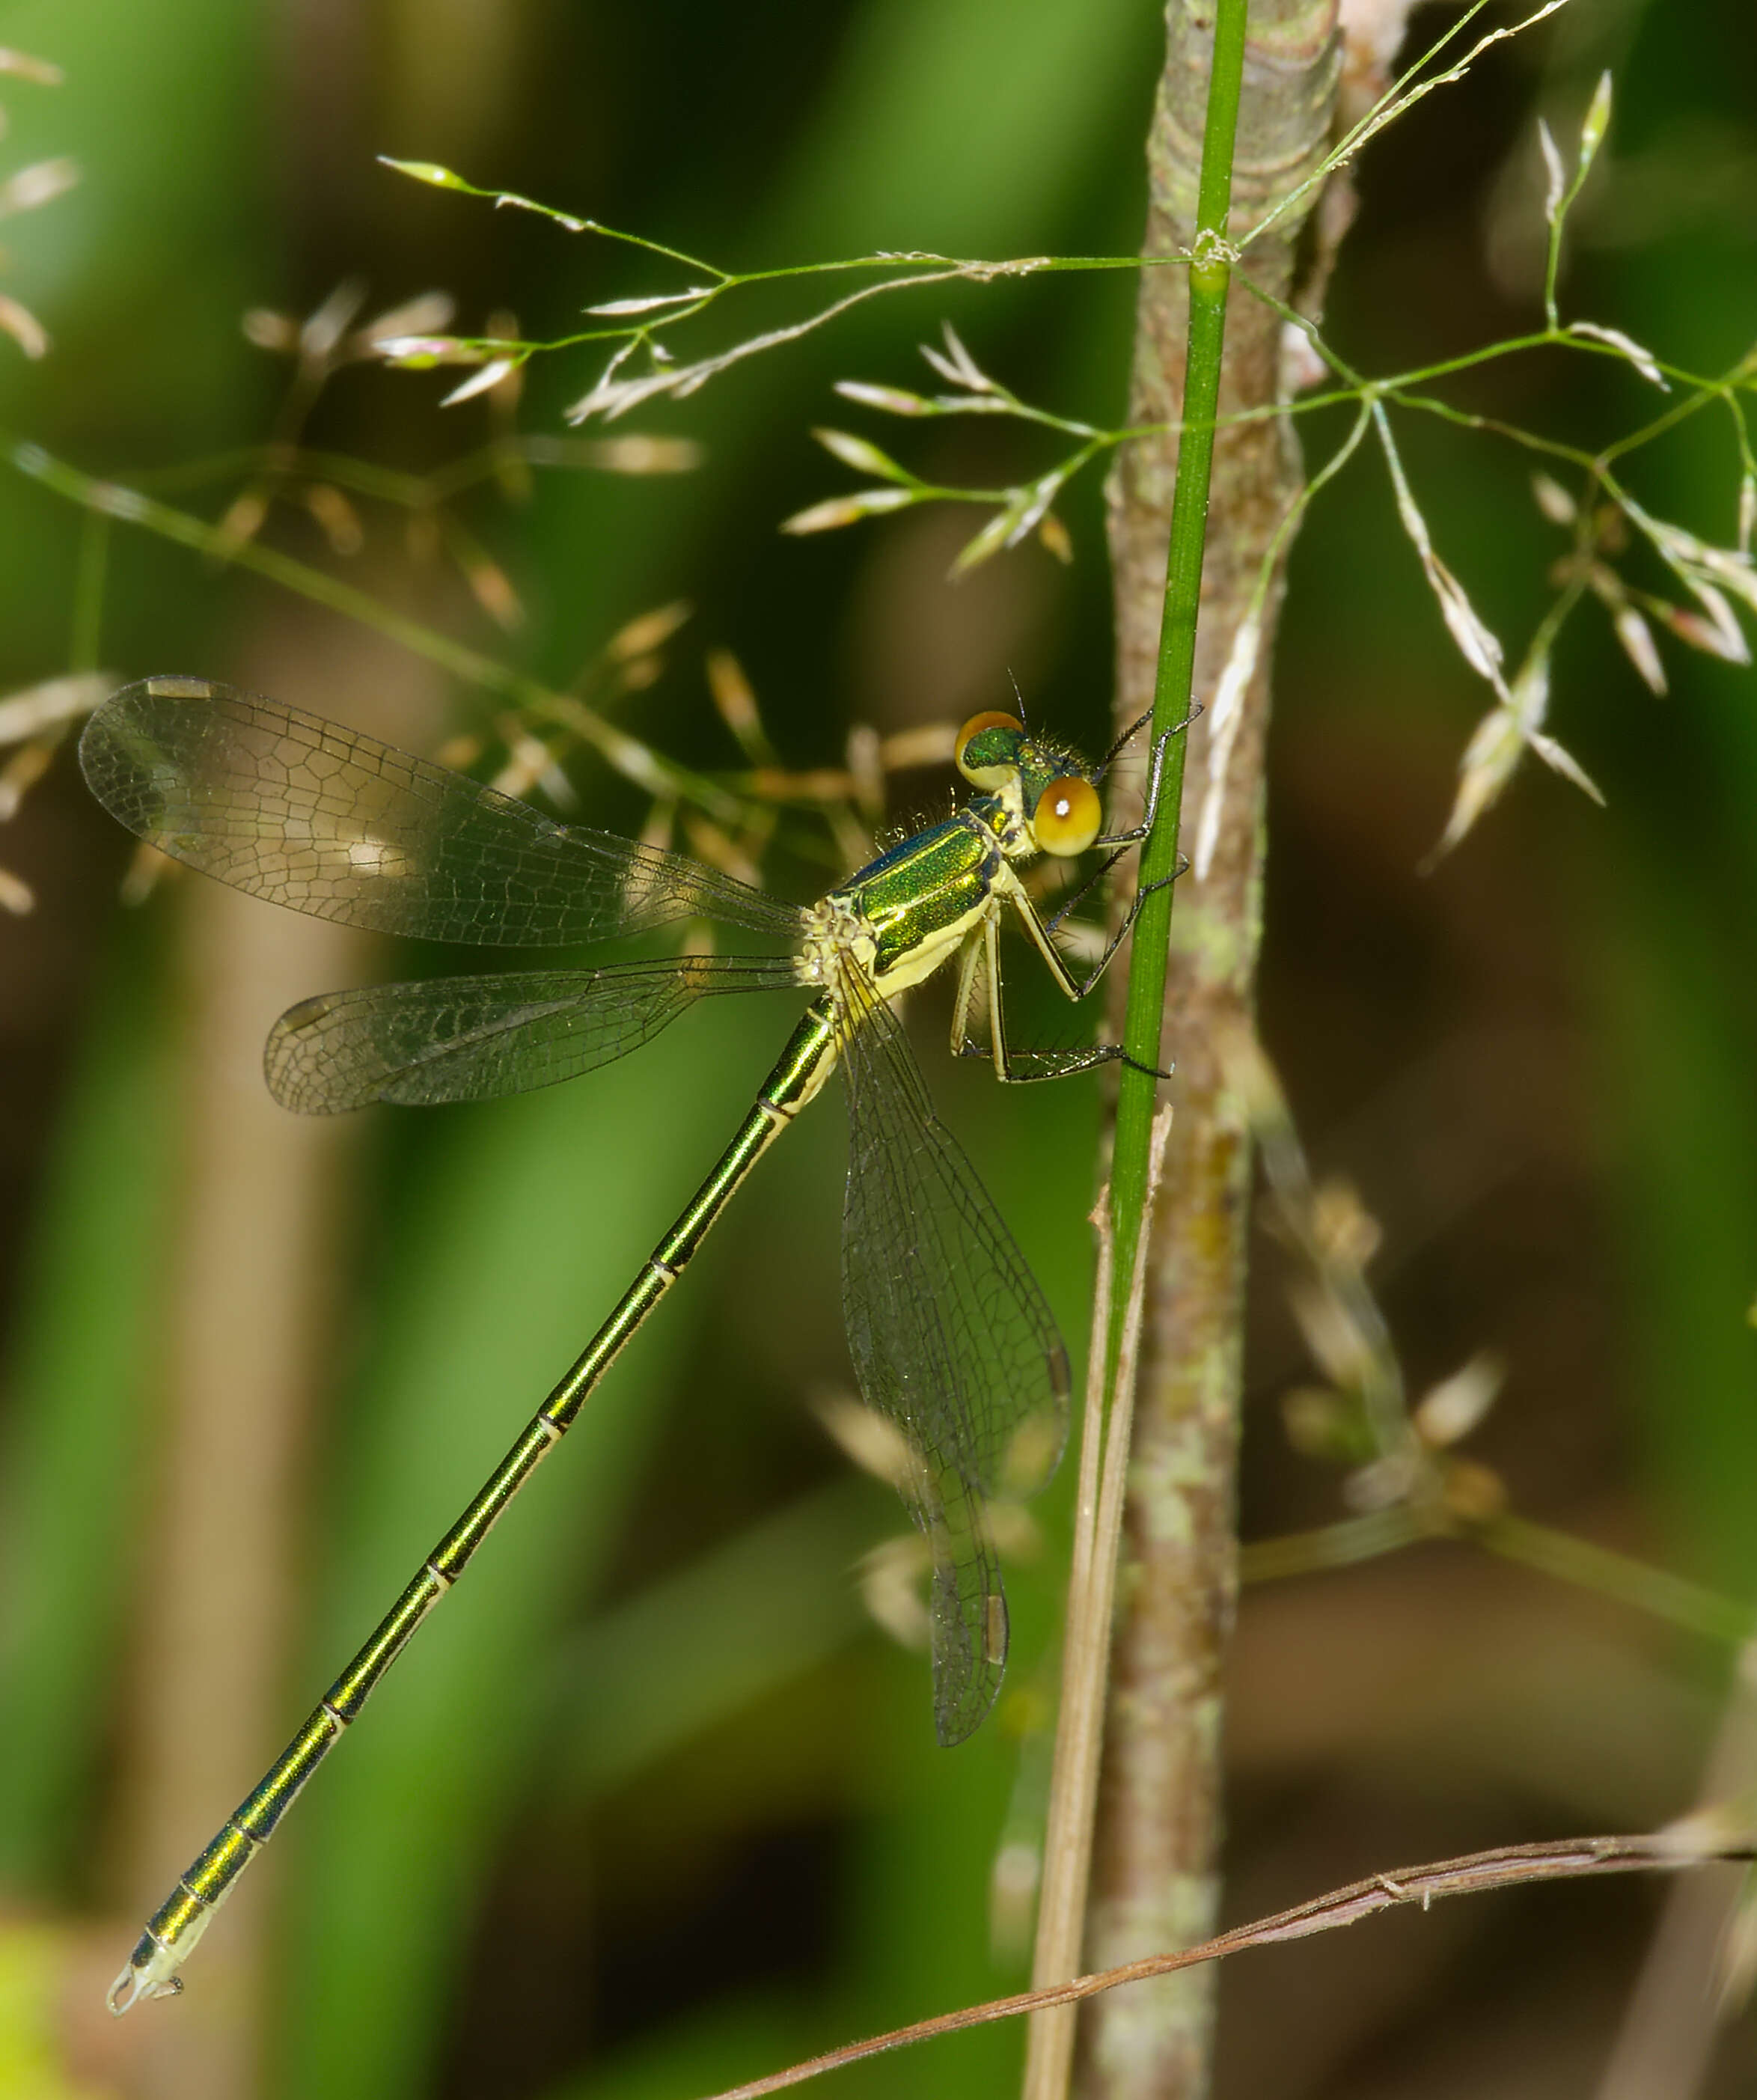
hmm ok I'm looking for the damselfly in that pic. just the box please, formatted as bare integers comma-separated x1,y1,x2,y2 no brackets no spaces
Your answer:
81,674,1170,2013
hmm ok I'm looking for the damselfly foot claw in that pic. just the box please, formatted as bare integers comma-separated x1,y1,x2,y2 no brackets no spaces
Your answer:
1122,1051,1176,1082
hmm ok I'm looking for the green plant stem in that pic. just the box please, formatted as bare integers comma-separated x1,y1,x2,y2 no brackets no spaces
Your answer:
1477,1513,1754,1646
1106,210,1240,1363
1238,1505,1753,1649
70,511,109,674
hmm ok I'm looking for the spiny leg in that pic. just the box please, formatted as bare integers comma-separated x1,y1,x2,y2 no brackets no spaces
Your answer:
1089,699,1203,836
1036,857,1186,1001
950,909,1174,1087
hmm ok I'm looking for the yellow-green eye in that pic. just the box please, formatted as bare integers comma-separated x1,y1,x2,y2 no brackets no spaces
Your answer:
1033,775,1101,856
955,709,1024,787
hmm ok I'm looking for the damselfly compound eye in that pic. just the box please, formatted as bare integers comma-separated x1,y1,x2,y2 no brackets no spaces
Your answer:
1033,775,1100,856
955,710,1024,788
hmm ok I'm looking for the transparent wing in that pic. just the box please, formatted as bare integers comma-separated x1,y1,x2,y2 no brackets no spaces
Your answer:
267,954,801,1113
835,960,1070,1746
80,677,805,945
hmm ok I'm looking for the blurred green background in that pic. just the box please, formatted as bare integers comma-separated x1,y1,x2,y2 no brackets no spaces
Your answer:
1,3,1755,2097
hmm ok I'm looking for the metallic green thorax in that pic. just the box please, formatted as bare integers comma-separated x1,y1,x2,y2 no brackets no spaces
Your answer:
813,718,1098,997
831,811,1007,986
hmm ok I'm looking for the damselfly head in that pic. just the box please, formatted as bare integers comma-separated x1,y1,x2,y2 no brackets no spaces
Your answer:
954,709,1102,858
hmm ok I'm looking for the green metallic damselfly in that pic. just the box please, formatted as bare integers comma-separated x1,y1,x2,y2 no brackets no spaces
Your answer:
81,674,1172,2015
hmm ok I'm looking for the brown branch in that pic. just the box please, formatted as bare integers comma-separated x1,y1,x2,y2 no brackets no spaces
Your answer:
700,1833,1757,2100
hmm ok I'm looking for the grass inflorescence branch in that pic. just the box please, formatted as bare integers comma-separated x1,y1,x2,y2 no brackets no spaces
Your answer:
700,1830,1757,2100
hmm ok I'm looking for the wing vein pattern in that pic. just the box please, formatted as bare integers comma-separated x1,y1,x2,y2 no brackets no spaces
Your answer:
268,955,804,1113
79,680,805,944
834,962,1070,1745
